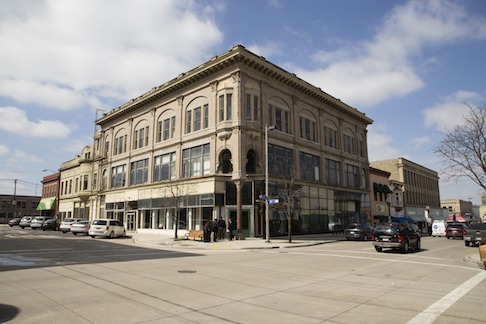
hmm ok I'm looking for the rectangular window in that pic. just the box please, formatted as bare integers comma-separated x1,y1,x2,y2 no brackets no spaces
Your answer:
194,107,201,131
111,165,126,188
345,164,359,188
219,95,225,122
325,127,338,149
268,105,274,126
171,116,176,138
300,117,316,141
246,94,252,121
186,110,192,133
268,144,293,177
326,159,341,185
163,119,170,140
226,93,232,120
154,152,176,181
254,95,259,121
130,159,149,185
83,175,89,190
182,144,211,177
344,134,355,154
203,105,208,128
133,130,138,149
300,152,320,181
276,108,282,131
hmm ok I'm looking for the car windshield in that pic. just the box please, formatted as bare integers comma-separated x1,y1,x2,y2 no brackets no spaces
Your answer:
92,220,107,225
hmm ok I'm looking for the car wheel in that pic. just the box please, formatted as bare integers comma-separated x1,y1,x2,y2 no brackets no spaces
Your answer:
363,234,368,241
415,240,421,252
109,231,115,239
73,232,77,235
91,235,96,238
374,246,382,252
20,227,24,229
401,240,409,253
122,230,126,237
465,241,470,247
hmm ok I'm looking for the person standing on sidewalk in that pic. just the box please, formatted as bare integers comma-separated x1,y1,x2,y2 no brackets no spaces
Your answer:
217,217,226,240
211,219,219,242
227,218,235,240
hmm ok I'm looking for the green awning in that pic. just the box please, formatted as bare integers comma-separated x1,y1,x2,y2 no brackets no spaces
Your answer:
36,197,56,211
374,183,392,194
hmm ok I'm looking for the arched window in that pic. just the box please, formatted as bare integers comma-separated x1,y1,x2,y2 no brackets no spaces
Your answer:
156,109,176,142
219,149,233,174
268,97,291,134
133,120,149,150
246,150,257,174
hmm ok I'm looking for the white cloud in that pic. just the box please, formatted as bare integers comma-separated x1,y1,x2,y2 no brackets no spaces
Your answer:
423,91,482,132
294,0,486,108
0,0,223,110
0,106,72,138
367,124,401,161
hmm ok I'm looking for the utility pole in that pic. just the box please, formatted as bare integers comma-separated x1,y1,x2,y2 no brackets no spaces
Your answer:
12,179,17,218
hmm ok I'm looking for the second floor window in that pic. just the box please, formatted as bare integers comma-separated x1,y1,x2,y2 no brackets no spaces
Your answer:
300,152,320,181
326,159,341,185
111,165,126,188
182,144,210,177
268,144,293,177
345,164,359,188
154,152,176,181
130,159,149,185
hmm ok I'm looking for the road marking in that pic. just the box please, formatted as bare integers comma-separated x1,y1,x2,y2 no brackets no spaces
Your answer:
407,271,486,323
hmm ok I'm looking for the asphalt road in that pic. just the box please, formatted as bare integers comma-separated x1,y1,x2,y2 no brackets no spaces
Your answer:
1,225,485,323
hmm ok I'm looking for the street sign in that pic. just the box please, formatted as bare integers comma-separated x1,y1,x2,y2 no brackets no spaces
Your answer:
268,199,279,204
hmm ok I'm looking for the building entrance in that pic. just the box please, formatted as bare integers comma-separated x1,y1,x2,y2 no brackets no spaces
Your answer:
230,210,250,237
126,212,136,232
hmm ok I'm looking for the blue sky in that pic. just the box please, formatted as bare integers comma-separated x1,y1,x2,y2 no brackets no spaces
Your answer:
1,0,485,204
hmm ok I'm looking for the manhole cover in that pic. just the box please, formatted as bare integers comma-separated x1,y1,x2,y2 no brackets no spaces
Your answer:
178,270,197,273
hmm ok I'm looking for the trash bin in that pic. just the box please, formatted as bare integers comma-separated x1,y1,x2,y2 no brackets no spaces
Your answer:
203,229,211,242
479,243,486,270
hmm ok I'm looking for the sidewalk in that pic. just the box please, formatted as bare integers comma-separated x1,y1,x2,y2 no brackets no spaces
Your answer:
130,231,485,269
131,232,345,250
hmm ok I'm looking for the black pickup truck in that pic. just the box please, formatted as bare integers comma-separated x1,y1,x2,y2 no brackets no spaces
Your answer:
464,223,486,246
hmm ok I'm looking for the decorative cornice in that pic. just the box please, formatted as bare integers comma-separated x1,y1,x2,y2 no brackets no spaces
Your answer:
97,45,373,126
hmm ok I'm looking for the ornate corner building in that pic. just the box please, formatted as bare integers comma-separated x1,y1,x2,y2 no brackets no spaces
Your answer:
57,45,373,237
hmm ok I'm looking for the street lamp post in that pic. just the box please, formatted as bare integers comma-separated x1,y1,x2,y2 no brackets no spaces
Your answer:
265,124,275,243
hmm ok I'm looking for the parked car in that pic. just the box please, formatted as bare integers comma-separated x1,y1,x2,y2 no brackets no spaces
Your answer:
8,217,21,227
59,218,88,233
19,216,33,229
42,219,60,231
445,223,467,240
71,220,90,235
464,222,486,246
30,216,53,229
88,219,126,239
344,223,374,240
372,222,421,253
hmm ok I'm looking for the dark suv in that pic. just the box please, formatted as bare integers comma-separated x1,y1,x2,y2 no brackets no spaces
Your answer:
372,223,421,253
344,223,374,240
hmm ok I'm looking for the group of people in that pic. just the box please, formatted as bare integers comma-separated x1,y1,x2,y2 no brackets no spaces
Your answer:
203,217,236,242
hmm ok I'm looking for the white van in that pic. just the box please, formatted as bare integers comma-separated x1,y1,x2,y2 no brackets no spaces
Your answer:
432,220,446,237
88,219,126,239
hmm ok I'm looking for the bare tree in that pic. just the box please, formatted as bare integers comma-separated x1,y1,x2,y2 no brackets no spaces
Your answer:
433,104,486,192
273,166,302,243
160,180,191,239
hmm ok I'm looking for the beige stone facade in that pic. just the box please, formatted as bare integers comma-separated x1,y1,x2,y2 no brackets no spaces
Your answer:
370,157,443,228
59,45,373,237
